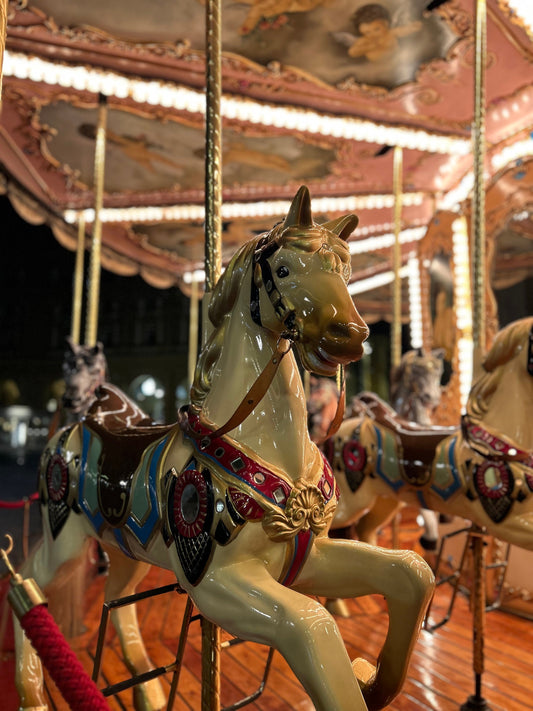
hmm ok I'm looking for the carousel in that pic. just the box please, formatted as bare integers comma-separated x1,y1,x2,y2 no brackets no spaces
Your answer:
0,1,532,710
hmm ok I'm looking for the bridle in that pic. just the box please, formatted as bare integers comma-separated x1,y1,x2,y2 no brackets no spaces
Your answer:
181,235,345,444
250,235,300,342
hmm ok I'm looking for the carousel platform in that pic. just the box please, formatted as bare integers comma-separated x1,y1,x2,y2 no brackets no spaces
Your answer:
1,507,531,711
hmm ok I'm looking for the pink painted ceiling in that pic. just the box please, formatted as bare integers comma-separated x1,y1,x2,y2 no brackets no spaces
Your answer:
1,0,532,320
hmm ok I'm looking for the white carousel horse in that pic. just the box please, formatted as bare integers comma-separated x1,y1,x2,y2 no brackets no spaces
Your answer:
329,317,533,554
14,187,435,711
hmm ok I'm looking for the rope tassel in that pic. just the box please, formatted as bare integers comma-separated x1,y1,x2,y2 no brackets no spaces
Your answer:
2,535,110,711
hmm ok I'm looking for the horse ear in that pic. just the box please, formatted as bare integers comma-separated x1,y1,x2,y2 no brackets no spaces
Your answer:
322,214,358,241
253,262,263,288
65,336,76,353
283,186,313,229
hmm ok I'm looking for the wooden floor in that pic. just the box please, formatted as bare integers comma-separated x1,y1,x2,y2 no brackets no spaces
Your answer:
2,508,532,710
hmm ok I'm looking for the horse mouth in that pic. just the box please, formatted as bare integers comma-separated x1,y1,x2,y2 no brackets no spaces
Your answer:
299,343,364,376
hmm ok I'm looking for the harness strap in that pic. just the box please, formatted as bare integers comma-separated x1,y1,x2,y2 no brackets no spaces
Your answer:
462,415,533,468
179,339,291,442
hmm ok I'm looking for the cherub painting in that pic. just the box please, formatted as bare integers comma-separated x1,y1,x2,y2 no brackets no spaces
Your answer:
333,3,422,62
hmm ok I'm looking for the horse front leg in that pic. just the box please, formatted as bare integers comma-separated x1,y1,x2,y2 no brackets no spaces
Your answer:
294,537,435,711
102,547,165,711
190,558,368,711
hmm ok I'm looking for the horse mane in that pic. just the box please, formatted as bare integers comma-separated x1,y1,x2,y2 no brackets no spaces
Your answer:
466,317,533,420
190,219,353,409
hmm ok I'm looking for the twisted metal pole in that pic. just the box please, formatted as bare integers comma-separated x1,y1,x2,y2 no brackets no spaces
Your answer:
201,1,222,708
0,0,7,103
204,0,223,293
472,0,487,373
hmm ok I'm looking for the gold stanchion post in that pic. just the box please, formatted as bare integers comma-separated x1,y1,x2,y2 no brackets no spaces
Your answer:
461,1,491,709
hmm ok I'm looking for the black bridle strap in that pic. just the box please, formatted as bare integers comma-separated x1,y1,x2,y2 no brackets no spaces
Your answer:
250,238,297,338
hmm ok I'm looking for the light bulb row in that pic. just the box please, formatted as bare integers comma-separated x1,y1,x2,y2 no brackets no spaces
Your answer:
3,50,470,154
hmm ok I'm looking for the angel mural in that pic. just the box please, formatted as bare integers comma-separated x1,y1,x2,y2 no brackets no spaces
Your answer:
334,3,422,62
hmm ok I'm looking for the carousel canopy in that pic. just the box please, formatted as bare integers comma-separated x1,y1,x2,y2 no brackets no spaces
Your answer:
1,0,532,322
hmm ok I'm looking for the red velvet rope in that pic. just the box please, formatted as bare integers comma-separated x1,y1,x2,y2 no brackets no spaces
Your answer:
0,493,39,509
21,604,110,711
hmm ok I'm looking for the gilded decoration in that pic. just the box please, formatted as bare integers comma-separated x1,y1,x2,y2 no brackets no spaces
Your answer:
262,479,336,542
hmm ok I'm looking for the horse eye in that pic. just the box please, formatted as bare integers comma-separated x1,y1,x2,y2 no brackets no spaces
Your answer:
276,266,290,278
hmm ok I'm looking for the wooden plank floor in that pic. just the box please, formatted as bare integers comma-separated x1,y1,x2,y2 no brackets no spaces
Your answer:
2,508,532,710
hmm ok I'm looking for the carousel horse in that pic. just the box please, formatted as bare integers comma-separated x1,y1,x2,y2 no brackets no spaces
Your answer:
61,338,108,420
349,348,446,550
328,317,533,555
61,337,152,428
14,187,435,711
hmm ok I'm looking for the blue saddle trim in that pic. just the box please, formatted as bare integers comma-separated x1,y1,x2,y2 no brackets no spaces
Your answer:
374,425,404,492
123,437,167,546
431,436,462,501
79,425,104,533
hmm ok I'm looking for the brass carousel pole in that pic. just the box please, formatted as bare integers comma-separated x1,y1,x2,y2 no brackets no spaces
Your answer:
188,276,199,391
392,146,403,370
471,0,487,374
85,94,108,347
70,216,85,345
0,0,7,101
201,1,222,708
461,1,490,710
390,146,403,549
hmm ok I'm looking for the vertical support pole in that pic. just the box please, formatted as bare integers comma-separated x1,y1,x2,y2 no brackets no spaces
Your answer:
85,93,108,347
204,0,222,292
0,0,7,103
460,526,491,710
392,146,403,370
202,1,222,708
201,617,221,711
471,0,487,375
70,216,85,346
188,277,199,390
390,146,403,549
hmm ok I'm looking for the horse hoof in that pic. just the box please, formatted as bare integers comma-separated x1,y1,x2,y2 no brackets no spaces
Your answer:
352,657,376,688
324,597,351,618
133,682,166,711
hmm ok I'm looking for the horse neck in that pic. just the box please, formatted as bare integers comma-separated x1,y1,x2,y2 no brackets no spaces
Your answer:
199,291,317,479
479,359,533,450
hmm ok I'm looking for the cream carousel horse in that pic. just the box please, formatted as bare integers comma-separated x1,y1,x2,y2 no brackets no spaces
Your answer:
14,187,435,711
309,349,446,548
329,317,533,554
349,348,446,550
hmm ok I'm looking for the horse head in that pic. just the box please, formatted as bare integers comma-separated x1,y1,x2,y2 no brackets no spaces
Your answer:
466,317,533,450
62,337,108,416
250,186,369,376
390,348,444,423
